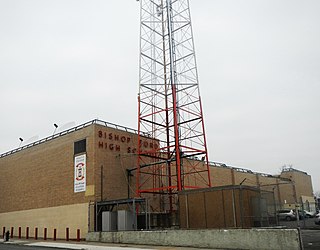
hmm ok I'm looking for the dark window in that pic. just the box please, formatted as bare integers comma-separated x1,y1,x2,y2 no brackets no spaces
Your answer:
74,139,86,155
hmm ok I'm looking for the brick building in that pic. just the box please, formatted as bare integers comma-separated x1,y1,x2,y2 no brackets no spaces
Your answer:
210,163,315,212
0,119,315,238
0,120,144,239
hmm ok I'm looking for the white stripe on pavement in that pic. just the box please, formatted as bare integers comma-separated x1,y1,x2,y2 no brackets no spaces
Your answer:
27,242,155,250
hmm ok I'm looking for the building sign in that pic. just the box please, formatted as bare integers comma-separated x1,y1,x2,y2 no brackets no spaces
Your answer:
74,154,86,193
97,130,159,153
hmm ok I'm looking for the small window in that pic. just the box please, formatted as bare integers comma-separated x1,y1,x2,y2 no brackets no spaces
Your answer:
74,139,86,155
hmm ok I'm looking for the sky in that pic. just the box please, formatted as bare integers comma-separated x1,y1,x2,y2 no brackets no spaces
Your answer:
0,0,319,192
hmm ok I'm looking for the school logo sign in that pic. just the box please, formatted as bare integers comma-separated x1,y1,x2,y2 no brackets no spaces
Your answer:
74,154,86,193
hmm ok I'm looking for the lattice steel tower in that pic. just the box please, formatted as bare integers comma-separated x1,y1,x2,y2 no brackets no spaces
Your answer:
136,0,211,212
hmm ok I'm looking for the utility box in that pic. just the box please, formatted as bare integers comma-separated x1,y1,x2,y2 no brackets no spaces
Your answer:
102,211,117,231
117,210,134,231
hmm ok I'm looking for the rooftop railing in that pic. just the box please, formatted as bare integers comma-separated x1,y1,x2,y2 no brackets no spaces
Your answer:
0,119,144,159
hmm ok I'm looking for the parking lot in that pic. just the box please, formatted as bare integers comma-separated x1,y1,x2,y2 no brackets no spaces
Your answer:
278,217,320,229
277,217,320,250
301,230,320,250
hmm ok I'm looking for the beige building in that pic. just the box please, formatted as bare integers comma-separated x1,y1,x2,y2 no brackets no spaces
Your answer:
0,119,315,239
0,120,141,239
210,163,315,212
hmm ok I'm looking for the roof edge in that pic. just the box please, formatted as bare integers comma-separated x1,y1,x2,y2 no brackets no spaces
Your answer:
0,119,142,159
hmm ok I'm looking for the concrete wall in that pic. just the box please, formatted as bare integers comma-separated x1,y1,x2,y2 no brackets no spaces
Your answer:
87,229,301,250
0,203,88,239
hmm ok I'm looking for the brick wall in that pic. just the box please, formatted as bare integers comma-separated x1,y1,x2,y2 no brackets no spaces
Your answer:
280,169,314,205
0,126,96,213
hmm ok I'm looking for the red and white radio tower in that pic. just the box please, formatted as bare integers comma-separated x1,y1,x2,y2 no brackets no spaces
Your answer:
136,0,211,211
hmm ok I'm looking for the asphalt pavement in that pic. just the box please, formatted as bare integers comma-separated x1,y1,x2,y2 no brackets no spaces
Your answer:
301,230,320,250
278,218,320,250
0,244,62,250
0,239,215,250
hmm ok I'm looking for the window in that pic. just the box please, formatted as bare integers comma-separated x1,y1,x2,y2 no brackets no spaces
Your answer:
74,139,86,155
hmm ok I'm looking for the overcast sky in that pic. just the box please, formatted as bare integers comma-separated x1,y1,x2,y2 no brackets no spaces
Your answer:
0,0,319,192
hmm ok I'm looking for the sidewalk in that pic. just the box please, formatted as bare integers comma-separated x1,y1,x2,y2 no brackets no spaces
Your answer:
0,238,213,250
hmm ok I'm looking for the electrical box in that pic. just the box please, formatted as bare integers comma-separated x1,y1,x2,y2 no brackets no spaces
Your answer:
102,211,117,231
117,210,135,231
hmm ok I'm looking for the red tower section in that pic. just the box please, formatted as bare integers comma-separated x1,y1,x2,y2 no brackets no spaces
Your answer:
136,0,211,212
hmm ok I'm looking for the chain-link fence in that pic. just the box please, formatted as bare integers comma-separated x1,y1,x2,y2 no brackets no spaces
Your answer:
89,186,280,231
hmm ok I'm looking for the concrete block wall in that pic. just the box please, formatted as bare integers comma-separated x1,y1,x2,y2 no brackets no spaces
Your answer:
87,229,301,250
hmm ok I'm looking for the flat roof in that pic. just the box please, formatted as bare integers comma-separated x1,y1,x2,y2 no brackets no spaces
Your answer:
209,161,292,182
